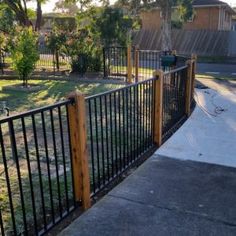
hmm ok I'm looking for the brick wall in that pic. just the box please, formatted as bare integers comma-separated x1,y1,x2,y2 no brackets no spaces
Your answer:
140,9,162,30
140,7,233,31
184,7,219,30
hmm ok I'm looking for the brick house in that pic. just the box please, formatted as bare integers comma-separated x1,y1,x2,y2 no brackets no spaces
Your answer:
140,0,236,31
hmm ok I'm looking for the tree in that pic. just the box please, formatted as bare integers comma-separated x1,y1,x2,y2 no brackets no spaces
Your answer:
1,0,47,31
0,3,16,33
115,0,193,51
9,27,39,87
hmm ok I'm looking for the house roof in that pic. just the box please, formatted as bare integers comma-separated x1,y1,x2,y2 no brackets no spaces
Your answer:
193,0,227,6
193,0,236,14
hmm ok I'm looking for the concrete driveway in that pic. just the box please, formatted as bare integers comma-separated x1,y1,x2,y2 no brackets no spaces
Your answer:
157,78,236,167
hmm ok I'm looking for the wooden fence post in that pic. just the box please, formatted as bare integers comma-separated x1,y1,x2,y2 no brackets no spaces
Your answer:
135,46,139,82
185,60,192,117
153,70,164,147
191,54,197,99
127,45,132,83
67,92,91,210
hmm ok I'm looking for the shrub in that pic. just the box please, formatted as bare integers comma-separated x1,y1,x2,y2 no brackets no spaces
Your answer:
10,27,39,87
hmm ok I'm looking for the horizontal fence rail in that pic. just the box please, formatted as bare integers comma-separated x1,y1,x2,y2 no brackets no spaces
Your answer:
0,100,77,236
86,78,155,195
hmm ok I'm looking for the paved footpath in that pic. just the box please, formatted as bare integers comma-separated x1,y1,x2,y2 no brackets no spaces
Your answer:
60,78,236,236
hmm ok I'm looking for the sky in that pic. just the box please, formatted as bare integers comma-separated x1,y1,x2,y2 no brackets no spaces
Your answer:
28,0,236,13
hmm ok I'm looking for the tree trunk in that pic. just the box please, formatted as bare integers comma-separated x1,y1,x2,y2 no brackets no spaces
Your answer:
35,0,42,31
161,2,172,52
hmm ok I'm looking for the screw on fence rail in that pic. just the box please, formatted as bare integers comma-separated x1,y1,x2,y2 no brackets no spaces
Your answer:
185,60,193,117
135,46,139,83
127,45,133,83
67,92,91,210
153,70,164,147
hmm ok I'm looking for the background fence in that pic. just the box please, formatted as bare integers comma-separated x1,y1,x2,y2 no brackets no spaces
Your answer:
0,55,196,235
103,46,191,82
0,45,71,77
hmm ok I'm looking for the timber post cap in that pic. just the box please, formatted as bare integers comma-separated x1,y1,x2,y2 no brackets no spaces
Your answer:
67,91,84,101
153,69,164,78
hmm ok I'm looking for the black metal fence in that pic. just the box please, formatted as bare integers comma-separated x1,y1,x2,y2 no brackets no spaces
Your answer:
0,100,77,236
0,45,71,76
0,62,194,235
137,50,161,81
103,47,189,82
103,47,127,79
162,65,188,138
86,78,155,195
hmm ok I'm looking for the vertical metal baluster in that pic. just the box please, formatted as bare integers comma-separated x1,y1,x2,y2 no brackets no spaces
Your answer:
126,88,130,165
0,125,17,235
109,94,114,178
41,112,55,223
133,86,136,161
142,83,145,152
136,85,139,157
66,105,76,205
118,91,122,170
8,120,28,235
130,86,134,161
145,82,148,149
113,92,118,173
99,96,105,185
58,107,69,212
150,80,154,145
122,89,126,168
32,114,47,230
88,100,96,194
50,109,62,217
104,95,110,181
21,117,38,234
94,98,101,188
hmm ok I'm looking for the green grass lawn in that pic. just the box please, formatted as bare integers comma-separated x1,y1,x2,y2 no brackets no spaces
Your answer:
0,79,124,114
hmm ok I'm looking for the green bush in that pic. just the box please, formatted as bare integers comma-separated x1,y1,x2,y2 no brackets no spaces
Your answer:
10,27,39,87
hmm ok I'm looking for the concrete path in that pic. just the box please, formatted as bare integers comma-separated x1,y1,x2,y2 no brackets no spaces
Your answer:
59,78,236,236
157,78,236,167
60,156,236,236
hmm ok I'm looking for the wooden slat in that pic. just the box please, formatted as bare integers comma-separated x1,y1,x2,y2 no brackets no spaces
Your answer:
67,92,91,210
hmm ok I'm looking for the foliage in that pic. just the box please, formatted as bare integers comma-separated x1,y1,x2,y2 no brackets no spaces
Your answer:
9,27,39,86
115,0,193,50
1,0,47,30
0,3,15,33
96,7,134,46
63,29,102,74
